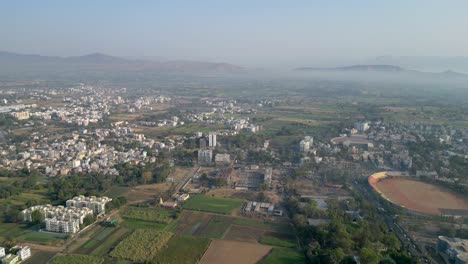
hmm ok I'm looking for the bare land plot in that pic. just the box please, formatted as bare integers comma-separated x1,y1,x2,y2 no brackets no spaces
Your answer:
200,240,271,264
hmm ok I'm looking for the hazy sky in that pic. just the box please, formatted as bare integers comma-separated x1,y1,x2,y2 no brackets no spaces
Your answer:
2,1,468,67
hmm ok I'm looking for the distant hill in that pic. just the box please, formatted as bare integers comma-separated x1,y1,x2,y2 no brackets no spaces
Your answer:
295,64,404,72
370,56,468,73
0,51,244,73
294,64,467,78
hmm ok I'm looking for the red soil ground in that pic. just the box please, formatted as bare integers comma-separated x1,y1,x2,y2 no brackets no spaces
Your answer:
375,178,468,215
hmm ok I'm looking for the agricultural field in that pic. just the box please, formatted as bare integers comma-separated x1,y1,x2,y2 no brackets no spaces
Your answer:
156,235,211,264
258,247,306,264
200,240,271,264
259,235,297,248
110,229,173,262
182,195,244,214
75,227,115,255
22,251,57,264
51,254,104,264
120,207,174,224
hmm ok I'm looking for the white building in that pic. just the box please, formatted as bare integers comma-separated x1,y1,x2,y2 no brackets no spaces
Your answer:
354,122,370,133
215,153,230,165
66,195,112,214
45,217,80,233
11,111,30,120
198,149,213,165
299,140,310,153
15,246,31,261
208,133,217,147
0,247,5,258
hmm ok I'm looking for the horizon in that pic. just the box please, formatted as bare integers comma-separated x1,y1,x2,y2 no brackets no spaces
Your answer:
2,1,468,68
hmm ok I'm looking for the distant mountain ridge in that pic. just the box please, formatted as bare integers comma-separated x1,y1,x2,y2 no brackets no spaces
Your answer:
294,64,467,77
0,51,244,73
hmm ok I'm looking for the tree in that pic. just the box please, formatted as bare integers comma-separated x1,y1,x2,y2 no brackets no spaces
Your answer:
323,248,345,264
359,247,381,264
82,214,96,227
31,210,43,225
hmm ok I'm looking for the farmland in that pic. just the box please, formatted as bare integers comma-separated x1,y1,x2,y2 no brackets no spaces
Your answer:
110,229,173,262
157,235,211,264
200,240,272,264
120,207,174,224
51,254,104,264
182,195,245,214
258,248,306,264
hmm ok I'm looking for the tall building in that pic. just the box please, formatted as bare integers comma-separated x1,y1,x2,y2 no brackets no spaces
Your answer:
0,247,5,258
199,138,207,149
354,122,370,133
15,246,31,261
198,149,213,165
299,140,310,153
66,195,112,214
208,133,217,147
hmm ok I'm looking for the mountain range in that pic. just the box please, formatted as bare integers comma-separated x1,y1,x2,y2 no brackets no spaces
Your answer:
294,64,467,78
0,51,244,73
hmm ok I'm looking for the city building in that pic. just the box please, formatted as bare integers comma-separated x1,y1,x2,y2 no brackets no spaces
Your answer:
437,236,468,264
0,247,4,258
66,195,112,214
14,246,31,261
208,133,217,147
198,149,213,165
264,167,272,186
215,153,230,165
354,122,370,133
11,111,30,120
299,140,310,153
45,217,81,233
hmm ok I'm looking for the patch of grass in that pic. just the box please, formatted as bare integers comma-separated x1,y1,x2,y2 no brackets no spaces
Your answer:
201,215,233,238
156,235,211,264
17,231,66,243
259,248,306,264
110,229,173,262
233,218,293,234
82,227,115,249
259,236,297,248
90,227,131,256
51,254,103,264
122,219,167,230
182,195,244,214
121,207,173,224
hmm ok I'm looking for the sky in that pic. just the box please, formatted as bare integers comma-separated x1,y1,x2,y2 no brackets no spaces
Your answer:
1,1,468,67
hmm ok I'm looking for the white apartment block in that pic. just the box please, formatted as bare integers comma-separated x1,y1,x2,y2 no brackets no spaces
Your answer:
0,247,5,258
208,133,217,147
11,111,30,120
45,217,80,233
299,140,310,153
198,149,213,165
15,246,31,261
66,195,112,214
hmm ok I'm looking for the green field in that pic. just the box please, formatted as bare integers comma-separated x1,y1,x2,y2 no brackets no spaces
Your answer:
122,219,167,230
259,248,306,264
233,218,293,234
201,215,233,238
89,227,131,256
110,229,173,262
156,235,211,264
82,227,115,250
51,254,104,264
17,231,66,243
182,195,244,214
121,207,174,224
22,251,56,264
259,236,297,248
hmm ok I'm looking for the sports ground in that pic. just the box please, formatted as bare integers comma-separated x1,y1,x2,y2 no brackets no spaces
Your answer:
369,172,468,215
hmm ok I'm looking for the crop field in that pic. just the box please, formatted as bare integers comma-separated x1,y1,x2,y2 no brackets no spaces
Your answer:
22,251,57,264
110,229,173,262
182,195,244,214
175,211,232,238
120,207,174,224
51,254,104,264
259,235,297,248
156,235,211,264
258,248,306,264
122,219,167,230
200,240,272,264
89,227,131,256
17,231,66,244
75,227,115,255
